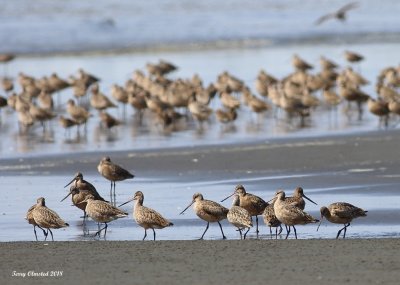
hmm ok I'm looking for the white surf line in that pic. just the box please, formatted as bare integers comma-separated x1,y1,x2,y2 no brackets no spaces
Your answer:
304,183,398,193
185,173,326,187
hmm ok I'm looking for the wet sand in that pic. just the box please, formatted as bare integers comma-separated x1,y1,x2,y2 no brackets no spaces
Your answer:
2,239,400,285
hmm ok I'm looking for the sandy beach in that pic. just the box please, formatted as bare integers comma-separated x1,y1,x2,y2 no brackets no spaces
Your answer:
2,239,400,285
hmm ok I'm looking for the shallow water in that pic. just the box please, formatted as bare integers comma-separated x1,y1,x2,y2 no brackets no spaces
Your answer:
1,42,399,158
1,164,400,241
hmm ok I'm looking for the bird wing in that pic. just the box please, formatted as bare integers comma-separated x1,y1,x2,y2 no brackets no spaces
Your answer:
314,13,335,25
337,2,359,14
203,200,229,216
330,202,355,219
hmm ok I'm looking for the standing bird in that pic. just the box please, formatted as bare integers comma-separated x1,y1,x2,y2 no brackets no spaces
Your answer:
81,195,128,238
25,204,48,241
227,194,253,239
221,184,267,236
344,50,364,63
31,197,69,241
180,193,228,240
317,202,367,239
97,156,134,204
273,191,319,239
284,187,317,210
314,2,359,26
262,204,282,239
119,191,173,240
64,172,105,202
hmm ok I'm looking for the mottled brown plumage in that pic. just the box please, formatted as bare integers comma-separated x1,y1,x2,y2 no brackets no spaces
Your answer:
273,191,319,239
222,184,268,235
318,202,367,239
180,193,228,239
227,195,253,239
119,191,173,240
32,197,69,241
262,204,282,239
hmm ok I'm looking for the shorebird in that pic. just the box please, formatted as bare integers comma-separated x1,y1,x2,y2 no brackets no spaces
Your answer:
119,191,173,240
314,2,359,26
292,54,313,71
227,194,253,239
59,115,78,136
61,185,106,224
273,190,319,239
262,204,283,239
284,187,318,210
344,50,364,63
25,204,48,241
99,111,122,129
221,185,267,236
64,172,105,201
66,99,91,128
31,197,69,241
81,195,128,238
317,202,367,239
367,98,390,127
180,193,228,240
97,156,134,202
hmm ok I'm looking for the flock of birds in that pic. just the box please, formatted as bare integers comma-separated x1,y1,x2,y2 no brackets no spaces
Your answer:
1,48,400,143
25,156,368,241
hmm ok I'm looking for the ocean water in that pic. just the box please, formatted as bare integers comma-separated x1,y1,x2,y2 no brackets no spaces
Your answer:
0,0,399,54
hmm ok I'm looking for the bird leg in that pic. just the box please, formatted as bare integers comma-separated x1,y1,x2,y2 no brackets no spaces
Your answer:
255,216,259,236
143,229,147,240
94,223,107,238
243,227,250,240
33,226,38,241
218,221,227,240
269,226,273,239
199,222,210,240
48,229,54,241
152,228,156,241
343,223,350,239
238,228,243,240
285,225,291,239
293,226,298,239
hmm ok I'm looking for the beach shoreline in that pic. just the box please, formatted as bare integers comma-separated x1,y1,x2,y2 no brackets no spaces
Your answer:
1,239,400,285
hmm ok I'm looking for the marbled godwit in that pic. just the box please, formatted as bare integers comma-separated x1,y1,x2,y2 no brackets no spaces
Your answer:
320,56,339,70
227,195,253,239
97,156,134,202
66,99,91,129
221,184,267,236
344,50,364,63
59,115,78,136
367,98,390,127
285,187,317,210
317,202,367,239
215,108,237,125
64,172,106,202
273,191,319,239
314,2,359,25
262,204,282,239
180,193,228,240
25,204,48,241
292,54,313,71
81,195,128,237
60,185,104,225
90,83,117,111
99,111,121,129
119,191,173,240
32,197,69,241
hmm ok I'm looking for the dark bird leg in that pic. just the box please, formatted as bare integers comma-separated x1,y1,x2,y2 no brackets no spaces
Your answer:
218,221,227,240
143,229,147,240
343,223,350,239
238,228,243,240
38,226,48,239
33,226,38,241
285,225,291,239
103,223,108,238
48,229,54,241
243,227,250,240
152,228,156,241
255,215,259,236
269,226,273,238
94,223,107,237
199,222,210,240
293,226,298,239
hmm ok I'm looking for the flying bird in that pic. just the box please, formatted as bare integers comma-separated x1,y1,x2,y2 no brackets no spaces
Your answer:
314,2,359,26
